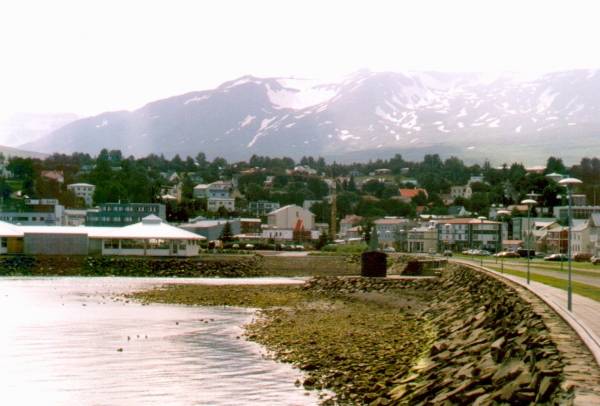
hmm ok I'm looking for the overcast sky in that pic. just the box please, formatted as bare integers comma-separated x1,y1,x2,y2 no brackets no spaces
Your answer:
1,0,599,119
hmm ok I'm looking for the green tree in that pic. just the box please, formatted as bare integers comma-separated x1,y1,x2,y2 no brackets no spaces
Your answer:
220,221,234,242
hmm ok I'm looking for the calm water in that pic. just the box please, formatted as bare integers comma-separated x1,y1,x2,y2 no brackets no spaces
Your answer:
0,277,318,405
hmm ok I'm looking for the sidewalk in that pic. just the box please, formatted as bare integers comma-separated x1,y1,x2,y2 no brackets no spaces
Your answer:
454,259,600,366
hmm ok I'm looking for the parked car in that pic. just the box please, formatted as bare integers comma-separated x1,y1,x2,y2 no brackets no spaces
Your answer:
516,248,536,258
494,251,520,258
573,252,592,262
544,253,567,261
462,249,479,255
591,256,600,265
443,250,453,257
245,244,255,249
383,247,396,253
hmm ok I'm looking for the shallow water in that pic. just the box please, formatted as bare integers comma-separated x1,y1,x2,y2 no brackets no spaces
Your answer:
0,277,317,405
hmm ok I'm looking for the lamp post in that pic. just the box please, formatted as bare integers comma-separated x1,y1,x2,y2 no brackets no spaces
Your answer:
559,177,583,312
521,197,538,284
497,209,511,274
444,223,451,254
477,216,486,266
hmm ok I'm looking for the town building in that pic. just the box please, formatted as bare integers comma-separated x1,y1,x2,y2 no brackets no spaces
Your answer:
0,199,64,225
450,185,472,200
267,205,315,230
437,218,502,253
374,217,409,247
207,197,235,212
570,220,592,255
180,218,241,241
193,181,233,199
546,225,569,254
67,183,96,206
63,209,88,226
407,226,438,253
553,205,600,221
0,215,202,256
41,170,64,184
86,203,166,227
248,200,280,216
396,188,428,204
339,215,363,238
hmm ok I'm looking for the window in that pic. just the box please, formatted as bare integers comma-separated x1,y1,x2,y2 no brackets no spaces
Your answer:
1,238,6,248
148,239,169,249
121,239,145,249
104,239,120,249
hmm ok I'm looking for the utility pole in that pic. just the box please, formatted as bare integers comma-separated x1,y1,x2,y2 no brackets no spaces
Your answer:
330,181,337,240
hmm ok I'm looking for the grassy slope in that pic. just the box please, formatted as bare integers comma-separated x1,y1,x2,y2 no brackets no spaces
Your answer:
488,266,600,302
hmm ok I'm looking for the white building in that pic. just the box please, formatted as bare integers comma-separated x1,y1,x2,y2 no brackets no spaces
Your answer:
207,197,235,212
570,220,592,255
67,183,96,206
267,204,315,230
374,217,409,246
450,185,472,200
63,209,88,226
0,215,203,256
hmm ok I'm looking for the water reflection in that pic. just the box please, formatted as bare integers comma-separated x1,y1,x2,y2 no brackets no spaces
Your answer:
0,277,317,405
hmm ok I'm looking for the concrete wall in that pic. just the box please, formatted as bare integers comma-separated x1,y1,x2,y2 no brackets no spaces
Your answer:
24,233,88,255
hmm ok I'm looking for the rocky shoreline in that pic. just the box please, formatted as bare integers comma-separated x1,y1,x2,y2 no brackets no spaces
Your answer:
130,265,575,404
0,255,265,277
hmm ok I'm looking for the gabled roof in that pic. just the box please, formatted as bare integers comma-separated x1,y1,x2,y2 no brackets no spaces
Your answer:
398,188,427,199
267,204,314,216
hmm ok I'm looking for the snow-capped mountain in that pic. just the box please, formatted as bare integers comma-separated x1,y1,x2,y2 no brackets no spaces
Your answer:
22,70,600,164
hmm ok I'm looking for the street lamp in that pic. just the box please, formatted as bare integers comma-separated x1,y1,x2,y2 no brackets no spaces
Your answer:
559,177,583,312
477,216,486,266
496,209,511,274
444,223,451,254
521,197,537,284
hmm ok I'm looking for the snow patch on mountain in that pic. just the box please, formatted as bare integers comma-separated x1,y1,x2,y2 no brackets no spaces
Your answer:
95,119,108,128
184,95,210,105
266,79,337,110
239,115,256,127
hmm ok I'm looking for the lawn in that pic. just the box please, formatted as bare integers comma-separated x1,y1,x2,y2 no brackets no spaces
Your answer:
487,265,600,303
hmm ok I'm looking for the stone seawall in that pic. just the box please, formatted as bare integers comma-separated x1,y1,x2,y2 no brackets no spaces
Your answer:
390,264,572,404
302,267,577,404
0,255,265,277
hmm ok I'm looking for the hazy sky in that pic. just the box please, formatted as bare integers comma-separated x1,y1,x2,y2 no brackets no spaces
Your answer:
1,0,599,118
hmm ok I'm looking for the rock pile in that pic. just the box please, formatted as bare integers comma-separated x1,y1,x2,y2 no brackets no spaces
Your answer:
0,255,265,277
303,276,427,296
390,264,571,404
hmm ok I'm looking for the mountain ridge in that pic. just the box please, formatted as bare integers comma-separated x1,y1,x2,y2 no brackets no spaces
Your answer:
22,69,600,164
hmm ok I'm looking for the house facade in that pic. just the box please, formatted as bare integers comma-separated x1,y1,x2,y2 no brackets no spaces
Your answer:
207,197,235,212
374,217,409,247
437,218,502,252
267,205,315,230
67,183,96,206
0,215,202,257
450,185,472,200
248,200,280,216
86,203,166,226
407,226,438,253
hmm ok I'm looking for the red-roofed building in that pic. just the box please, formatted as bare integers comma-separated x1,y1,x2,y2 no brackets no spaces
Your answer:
397,188,428,203
41,170,64,184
